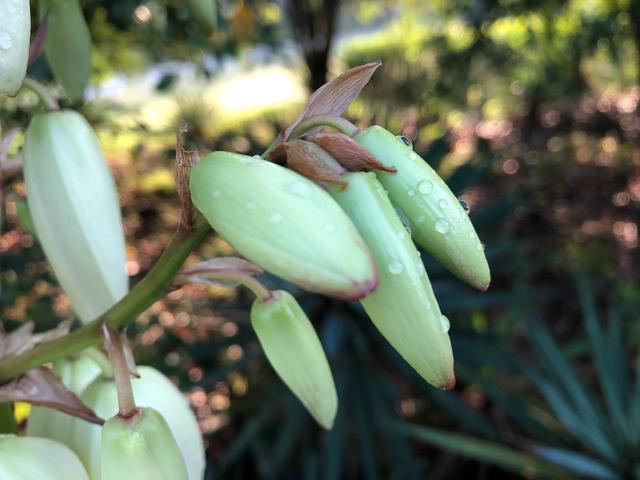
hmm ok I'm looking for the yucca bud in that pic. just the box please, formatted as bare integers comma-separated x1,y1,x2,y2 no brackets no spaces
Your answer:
0,0,30,96
0,435,89,479
66,366,204,480
330,172,455,388
189,151,378,300
27,355,102,440
188,0,217,31
39,0,91,101
101,407,188,480
354,126,490,291
251,290,337,428
23,110,128,324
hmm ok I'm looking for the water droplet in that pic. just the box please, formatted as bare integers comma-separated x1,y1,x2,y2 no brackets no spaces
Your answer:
416,215,425,224
286,181,313,198
477,242,485,251
409,152,418,161
417,180,433,195
388,260,404,275
435,218,450,234
324,223,337,233
397,135,413,148
439,315,450,333
459,200,470,213
468,231,476,239
397,230,406,240
247,202,257,209
213,190,221,198
0,32,12,50
270,212,283,223
438,199,448,209
407,188,416,197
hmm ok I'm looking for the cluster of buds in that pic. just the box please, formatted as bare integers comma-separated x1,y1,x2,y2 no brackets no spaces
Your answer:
189,62,490,424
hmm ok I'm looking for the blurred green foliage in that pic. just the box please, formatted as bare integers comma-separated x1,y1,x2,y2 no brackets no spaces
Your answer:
2,0,640,478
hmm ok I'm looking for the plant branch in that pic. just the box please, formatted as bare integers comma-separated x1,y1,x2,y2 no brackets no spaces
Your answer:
21,78,59,111
102,326,136,417
0,215,211,384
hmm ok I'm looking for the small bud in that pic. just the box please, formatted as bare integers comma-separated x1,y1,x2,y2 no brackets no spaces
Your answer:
354,126,490,291
101,407,188,480
190,151,378,300
330,172,455,389
268,139,347,187
63,366,204,480
0,0,30,96
23,110,128,323
306,131,396,173
0,435,89,479
251,290,338,428
39,0,91,101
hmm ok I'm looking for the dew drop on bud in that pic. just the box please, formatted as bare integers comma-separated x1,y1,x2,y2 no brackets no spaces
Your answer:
397,230,406,240
417,179,433,195
213,190,221,198
388,260,404,275
0,32,12,50
459,200,470,213
270,212,283,223
407,188,416,197
477,242,485,251
438,315,450,333
416,215,425,224
438,199,447,209
397,135,413,148
286,181,313,198
435,218,450,234
409,152,418,161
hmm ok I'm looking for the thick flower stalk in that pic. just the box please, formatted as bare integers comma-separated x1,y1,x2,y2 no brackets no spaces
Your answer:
0,0,30,96
251,290,338,428
23,110,129,324
39,0,91,101
354,126,490,291
189,151,378,299
101,407,188,480
0,435,89,479
64,366,204,480
330,172,455,388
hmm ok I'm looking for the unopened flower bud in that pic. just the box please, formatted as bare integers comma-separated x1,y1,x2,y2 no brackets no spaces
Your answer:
39,0,91,101
251,290,337,428
23,110,128,324
190,151,378,299
354,126,490,291
0,435,89,479
66,366,204,480
0,0,30,96
330,172,455,388
101,407,188,480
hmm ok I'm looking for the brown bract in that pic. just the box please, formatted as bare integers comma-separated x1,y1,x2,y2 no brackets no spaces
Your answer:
306,131,397,173
267,140,348,188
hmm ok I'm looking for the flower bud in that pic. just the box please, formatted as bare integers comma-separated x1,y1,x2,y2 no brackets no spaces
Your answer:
23,110,128,324
188,0,217,31
354,126,490,291
0,0,30,96
251,290,337,428
190,151,377,300
101,407,188,480
39,0,91,101
0,434,89,479
66,366,204,480
330,172,455,388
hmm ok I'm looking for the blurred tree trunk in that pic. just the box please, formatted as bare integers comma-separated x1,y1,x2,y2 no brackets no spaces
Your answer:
284,0,341,91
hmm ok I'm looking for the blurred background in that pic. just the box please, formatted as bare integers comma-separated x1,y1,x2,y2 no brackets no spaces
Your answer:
2,0,640,478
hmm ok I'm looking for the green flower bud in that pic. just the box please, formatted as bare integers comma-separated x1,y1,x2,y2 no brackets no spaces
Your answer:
251,290,337,428
0,434,89,480
23,110,128,324
0,0,30,96
188,0,217,31
27,355,102,440
67,366,204,480
39,0,91,101
101,407,188,480
330,172,455,388
190,151,378,300
354,126,490,291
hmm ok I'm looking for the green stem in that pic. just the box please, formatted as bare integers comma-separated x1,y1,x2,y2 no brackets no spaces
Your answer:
21,78,59,111
102,326,136,417
200,272,273,302
263,115,359,156
0,215,211,384
0,403,17,434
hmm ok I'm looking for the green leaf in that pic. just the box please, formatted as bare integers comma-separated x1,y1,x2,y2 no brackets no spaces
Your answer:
386,420,578,479
533,446,620,480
